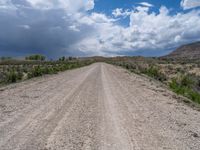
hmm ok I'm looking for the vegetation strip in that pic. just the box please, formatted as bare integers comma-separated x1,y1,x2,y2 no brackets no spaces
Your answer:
0,55,94,85
106,57,200,104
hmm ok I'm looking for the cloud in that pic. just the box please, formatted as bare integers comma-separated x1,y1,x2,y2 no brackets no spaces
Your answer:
0,0,200,57
86,0,95,11
181,0,200,10
76,6,200,56
0,0,95,57
18,25,31,30
12,0,95,11
112,8,131,18
138,2,154,7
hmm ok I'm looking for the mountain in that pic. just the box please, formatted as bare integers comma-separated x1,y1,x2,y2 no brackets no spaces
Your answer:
164,41,200,60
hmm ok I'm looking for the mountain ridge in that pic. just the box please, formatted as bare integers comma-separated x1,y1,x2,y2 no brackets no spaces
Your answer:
163,41,200,60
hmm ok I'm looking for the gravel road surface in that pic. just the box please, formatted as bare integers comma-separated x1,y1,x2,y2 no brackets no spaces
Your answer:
0,63,200,150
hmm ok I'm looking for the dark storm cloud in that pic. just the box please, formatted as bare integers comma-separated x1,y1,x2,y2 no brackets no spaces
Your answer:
0,5,95,58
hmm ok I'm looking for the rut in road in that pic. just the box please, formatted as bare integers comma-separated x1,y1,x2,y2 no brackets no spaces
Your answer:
0,63,200,150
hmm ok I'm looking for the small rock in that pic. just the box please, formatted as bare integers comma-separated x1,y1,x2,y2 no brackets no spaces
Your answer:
192,132,199,138
190,131,199,138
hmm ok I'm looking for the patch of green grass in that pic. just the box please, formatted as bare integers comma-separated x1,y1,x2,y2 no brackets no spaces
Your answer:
169,76,200,104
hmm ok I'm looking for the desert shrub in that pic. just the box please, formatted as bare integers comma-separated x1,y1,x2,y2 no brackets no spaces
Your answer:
17,71,24,80
169,78,185,94
68,64,75,69
125,63,131,69
180,75,194,88
189,90,200,103
45,66,56,74
169,75,194,90
144,66,167,82
198,79,200,88
28,66,43,78
124,63,136,71
6,70,17,83
22,65,29,73
52,66,59,73
167,65,173,70
61,64,70,71
169,76,200,104
176,67,183,73
0,73,5,83
40,66,49,74
33,66,43,76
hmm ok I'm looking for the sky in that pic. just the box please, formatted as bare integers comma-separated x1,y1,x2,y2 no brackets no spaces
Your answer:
0,0,200,58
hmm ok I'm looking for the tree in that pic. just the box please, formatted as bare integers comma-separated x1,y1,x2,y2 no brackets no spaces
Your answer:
59,56,65,61
0,57,12,61
25,54,46,61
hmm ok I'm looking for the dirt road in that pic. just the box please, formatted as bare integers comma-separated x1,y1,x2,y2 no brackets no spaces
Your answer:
0,63,200,150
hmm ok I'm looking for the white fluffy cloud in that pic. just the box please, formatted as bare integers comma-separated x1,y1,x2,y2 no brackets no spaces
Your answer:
127,6,200,50
0,0,94,12
112,8,131,18
138,2,154,7
181,0,200,10
75,5,200,56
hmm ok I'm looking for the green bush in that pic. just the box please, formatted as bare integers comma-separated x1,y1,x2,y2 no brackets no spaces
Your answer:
144,66,166,82
28,66,43,78
198,79,200,87
180,75,194,88
17,71,24,80
169,78,185,94
6,70,17,83
59,56,65,61
169,76,200,104
189,90,200,103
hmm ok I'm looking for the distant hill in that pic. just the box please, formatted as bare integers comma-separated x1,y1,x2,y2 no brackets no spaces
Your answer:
163,41,200,60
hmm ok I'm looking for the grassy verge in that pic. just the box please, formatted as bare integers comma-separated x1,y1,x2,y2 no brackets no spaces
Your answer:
108,60,200,105
0,60,94,85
